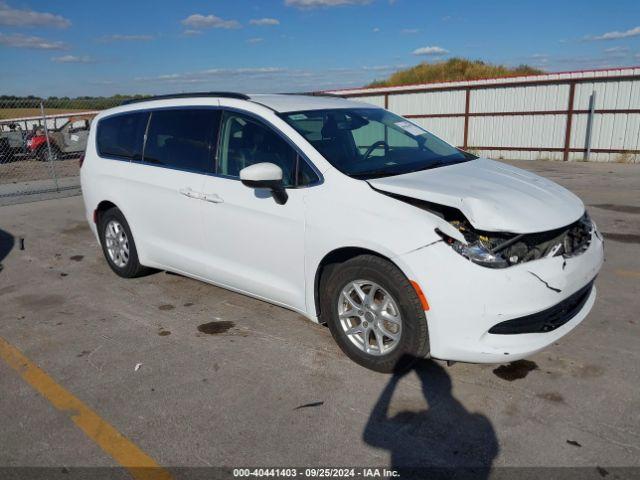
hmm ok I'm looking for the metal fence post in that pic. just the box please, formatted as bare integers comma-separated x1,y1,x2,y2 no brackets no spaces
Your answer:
39,101,60,192
463,88,471,150
562,82,576,161
584,91,596,162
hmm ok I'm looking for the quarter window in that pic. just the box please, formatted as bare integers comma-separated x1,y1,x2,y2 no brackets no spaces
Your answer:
295,155,318,186
97,112,148,160
217,112,316,187
143,109,221,173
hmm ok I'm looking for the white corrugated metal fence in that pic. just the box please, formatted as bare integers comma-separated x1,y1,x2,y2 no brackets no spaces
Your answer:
328,67,640,163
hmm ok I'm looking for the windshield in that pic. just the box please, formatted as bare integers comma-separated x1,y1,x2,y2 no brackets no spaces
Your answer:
282,108,475,179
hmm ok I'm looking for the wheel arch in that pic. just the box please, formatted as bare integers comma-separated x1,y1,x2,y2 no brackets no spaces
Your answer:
93,199,152,276
95,200,118,225
313,246,403,322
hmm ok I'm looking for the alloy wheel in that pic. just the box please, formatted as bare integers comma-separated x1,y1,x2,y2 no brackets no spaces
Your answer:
104,220,129,268
337,280,402,356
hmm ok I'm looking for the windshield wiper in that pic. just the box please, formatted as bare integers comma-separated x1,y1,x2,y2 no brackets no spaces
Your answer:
351,157,471,179
422,160,448,169
413,158,470,173
350,169,400,179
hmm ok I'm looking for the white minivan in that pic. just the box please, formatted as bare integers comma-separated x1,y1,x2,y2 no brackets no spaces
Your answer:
81,92,604,372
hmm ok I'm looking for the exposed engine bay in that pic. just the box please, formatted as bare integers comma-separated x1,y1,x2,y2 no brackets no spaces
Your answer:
444,213,593,267
382,191,594,268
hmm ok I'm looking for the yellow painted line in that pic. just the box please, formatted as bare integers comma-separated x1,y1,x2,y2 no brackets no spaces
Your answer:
0,336,173,480
614,269,640,278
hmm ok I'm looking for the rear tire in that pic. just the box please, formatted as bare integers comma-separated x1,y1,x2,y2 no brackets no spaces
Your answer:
320,254,430,373
98,207,150,278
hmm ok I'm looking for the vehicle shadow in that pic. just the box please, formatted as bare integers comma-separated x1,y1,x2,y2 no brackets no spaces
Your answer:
0,228,15,267
363,357,498,479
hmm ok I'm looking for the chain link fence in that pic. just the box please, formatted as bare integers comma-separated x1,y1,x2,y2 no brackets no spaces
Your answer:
0,96,142,205
1,98,97,203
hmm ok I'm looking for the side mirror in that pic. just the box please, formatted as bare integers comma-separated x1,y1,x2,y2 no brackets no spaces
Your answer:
239,162,288,205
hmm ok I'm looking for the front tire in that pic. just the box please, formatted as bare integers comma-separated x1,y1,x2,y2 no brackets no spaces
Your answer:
320,254,430,373
98,207,149,278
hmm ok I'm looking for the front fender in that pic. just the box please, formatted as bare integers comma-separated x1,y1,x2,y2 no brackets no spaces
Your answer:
302,177,437,319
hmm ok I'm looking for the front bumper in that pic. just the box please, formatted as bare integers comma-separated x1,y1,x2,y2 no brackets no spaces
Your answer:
395,230,604,363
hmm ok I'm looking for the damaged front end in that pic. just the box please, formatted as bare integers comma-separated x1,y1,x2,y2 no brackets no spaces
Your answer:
440,212,594,268
384,191,594,269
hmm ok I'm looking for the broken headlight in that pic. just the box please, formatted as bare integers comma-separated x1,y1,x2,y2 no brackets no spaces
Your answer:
438,211,594,269
449,239,509,268
436,220,510,268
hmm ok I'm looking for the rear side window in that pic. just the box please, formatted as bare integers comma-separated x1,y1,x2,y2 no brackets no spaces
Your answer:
97,112,148,160
144,109,221,173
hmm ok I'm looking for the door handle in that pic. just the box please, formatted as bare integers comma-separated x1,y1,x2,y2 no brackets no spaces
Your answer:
179,188,204,200
201,193,224,204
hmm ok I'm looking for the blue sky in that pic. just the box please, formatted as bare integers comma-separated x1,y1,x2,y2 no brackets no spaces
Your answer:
1,0,640,97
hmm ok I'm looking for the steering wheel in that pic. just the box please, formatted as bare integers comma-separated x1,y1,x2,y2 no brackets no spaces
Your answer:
363,140,389,160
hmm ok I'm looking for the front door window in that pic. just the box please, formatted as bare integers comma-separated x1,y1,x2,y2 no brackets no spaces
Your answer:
217,112,317,186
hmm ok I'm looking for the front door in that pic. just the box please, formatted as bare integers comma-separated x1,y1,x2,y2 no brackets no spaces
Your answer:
200,110,318,311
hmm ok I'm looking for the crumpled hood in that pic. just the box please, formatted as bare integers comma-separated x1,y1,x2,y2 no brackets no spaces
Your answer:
368,158,585,233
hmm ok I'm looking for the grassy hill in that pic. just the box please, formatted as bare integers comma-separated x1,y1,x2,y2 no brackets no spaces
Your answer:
369,58,544,87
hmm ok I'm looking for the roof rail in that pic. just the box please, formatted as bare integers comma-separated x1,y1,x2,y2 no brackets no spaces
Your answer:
281,91,346,98
121,92,250,105
308,91,346,98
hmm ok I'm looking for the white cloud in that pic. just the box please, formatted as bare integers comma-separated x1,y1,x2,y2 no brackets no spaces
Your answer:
601,46,632,59
603,46,629,54
131,65,386,93
181,13,241,29
89,80,115,85
250,18,280,26
0,32,67,49
372,27,380,32
182,29,203,36
412,46,449,56
284,0,372,9
51,55,95,63
136,67,287,84
589,26,640,41
246,37,264,44
361,64,406,72
0,1,70,28
401,28,420,34
100,34,155,42
530,53,549,66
